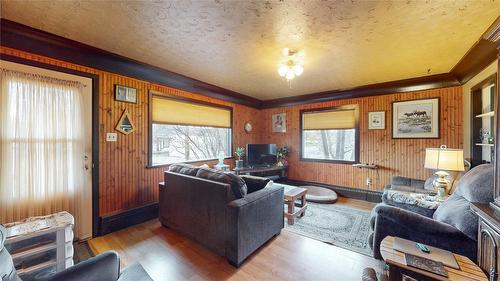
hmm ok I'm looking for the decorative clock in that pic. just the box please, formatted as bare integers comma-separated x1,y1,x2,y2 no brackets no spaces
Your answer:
244,122,253,133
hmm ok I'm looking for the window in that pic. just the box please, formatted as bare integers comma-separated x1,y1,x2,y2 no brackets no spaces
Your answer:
300,105,359,163
149,93,232,166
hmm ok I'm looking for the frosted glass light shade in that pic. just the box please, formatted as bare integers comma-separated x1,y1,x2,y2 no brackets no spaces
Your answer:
278,65,288,77
424,147,465,171
293,65,304,76
285,70,295,80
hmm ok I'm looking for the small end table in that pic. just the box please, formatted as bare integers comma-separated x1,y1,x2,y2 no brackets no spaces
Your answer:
283,186,308,225
380,236,487,281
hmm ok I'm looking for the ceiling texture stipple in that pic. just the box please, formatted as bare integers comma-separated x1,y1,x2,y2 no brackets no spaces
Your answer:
0,0,499,100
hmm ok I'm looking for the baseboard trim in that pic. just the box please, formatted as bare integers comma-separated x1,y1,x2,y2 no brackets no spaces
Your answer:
283,179,382,203
99,203,159,235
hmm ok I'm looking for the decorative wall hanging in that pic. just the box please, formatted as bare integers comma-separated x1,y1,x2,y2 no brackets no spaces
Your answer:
115,109,136,135
244,122,253,133
272,113,286,133
368,111,385,130
392,98,439,138
115,84,137,103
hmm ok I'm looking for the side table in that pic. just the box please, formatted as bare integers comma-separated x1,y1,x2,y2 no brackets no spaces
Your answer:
283,186,308,225
380,236,487,281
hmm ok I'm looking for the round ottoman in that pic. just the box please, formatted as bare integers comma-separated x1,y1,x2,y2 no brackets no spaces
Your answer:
301,185,338,204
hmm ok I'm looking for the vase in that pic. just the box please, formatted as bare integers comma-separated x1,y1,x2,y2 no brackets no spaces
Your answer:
235,160,244,168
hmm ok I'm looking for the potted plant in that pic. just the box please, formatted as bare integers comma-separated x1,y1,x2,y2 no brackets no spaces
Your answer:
235,147,245,168
277,145,289,166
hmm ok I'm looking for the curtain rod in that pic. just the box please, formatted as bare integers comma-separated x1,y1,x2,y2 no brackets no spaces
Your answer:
0,68,87,88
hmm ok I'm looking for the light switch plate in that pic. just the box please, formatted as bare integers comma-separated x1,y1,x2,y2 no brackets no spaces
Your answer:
106,133,118,142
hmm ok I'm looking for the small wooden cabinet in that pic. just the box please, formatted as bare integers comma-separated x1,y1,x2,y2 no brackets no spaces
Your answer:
472,203,500,281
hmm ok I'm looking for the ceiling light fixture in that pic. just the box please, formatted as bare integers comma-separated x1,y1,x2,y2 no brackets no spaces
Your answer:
277,48,304,81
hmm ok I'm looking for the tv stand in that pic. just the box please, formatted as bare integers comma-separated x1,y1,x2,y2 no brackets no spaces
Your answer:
233,165,288,181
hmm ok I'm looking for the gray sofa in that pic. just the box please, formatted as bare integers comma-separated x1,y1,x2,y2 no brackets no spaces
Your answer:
0,225,152,281
159,164,284,267
369,164,494,262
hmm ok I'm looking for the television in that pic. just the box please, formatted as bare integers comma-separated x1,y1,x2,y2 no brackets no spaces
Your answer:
246,144,277,167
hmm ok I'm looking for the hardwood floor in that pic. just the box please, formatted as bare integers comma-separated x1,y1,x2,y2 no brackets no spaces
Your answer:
89,197,383,281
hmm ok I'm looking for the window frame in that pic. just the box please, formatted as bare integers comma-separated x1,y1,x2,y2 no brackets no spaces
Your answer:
299,105,360,164
148,91,233,168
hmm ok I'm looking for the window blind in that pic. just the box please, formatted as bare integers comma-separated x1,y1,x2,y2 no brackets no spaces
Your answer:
302,108,356,130
151,96,231,128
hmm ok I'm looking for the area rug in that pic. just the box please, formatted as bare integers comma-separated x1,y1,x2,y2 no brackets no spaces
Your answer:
285,202,373,256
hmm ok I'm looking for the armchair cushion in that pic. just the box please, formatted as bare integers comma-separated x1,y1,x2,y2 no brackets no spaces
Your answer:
196,167,247,199
433,164,493,241
42,251,120,281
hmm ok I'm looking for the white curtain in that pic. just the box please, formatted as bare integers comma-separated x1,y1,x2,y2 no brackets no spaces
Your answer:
0,69,85,237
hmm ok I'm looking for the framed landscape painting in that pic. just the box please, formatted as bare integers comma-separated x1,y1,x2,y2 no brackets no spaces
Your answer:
392,98,439,139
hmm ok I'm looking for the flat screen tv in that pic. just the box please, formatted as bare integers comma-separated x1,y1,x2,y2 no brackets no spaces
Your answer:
246,144,277,167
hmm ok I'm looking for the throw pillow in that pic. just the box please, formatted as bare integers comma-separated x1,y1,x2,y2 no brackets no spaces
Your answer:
168,163,200,176
196,167,247,199
240,175,270,193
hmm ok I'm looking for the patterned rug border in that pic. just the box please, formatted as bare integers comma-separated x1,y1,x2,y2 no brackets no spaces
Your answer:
284,202,373,256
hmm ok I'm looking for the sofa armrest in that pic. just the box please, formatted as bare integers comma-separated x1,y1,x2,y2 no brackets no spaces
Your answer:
371,205,475,260
226,185,284,266
41,251,120,281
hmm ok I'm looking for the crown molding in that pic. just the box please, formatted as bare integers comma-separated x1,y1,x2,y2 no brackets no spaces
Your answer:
0,19,263,108
261,73,460,108
1,18,496,109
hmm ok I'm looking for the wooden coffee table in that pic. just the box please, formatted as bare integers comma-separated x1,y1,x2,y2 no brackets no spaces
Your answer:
380,236,487,281
283,186,307,225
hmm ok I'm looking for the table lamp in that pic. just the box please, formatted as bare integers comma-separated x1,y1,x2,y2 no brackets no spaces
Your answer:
424,145,465,198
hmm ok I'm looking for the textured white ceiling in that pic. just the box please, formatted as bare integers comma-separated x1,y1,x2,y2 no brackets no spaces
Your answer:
1,1,499,100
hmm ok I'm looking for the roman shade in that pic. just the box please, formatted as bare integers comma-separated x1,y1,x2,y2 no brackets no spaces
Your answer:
151,96,231,128
302,108,356,130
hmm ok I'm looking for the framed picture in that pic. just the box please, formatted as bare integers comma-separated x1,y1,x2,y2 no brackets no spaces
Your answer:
115,84,137,103
272,113,286,133
392,98,439,139
368,111,385,130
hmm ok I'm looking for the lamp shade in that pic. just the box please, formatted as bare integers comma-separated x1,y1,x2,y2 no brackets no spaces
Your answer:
424,147,465,171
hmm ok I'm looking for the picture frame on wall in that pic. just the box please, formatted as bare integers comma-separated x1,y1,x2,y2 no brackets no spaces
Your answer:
115,84,137,104
392,98,439,139
272,113,286,133
368,111,385,130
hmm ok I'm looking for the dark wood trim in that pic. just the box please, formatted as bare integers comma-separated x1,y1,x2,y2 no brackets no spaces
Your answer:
451,17,500,85
0,54,101,237
493,58,500,209
391,97,440,139
99,203,159,235
298,105,360,164
147,91,234,167
0,18,262,108
262,74,459,108
284,179,382,203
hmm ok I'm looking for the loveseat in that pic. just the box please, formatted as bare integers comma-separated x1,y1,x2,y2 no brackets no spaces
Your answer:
159,164,284,267
369,164,494,262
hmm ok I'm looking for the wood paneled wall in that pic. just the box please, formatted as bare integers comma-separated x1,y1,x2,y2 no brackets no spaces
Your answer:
260,87,463,192
1,46,463,215
0,46,261,216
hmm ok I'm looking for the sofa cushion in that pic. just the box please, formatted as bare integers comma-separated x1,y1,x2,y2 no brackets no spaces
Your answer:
240,175,270,193
168,163,201,176
196,167,247,199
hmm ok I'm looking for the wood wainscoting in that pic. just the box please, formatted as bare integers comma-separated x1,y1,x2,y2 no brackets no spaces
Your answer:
260,86,463,192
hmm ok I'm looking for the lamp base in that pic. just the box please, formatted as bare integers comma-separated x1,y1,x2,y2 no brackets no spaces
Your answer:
433,171,450,199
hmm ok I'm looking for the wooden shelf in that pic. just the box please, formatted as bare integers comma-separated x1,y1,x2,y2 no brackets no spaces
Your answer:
17,260,56,275
475,111,495,118
11,242,57,260
475,143,494,147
